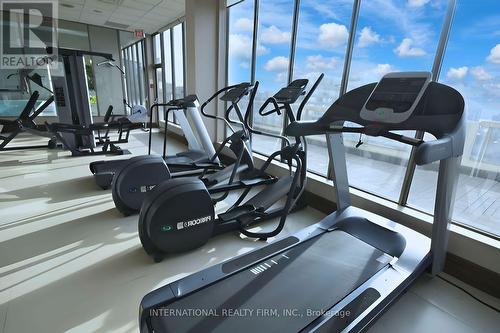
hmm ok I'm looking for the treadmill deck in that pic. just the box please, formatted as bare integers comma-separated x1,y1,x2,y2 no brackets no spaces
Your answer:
150,231,393,333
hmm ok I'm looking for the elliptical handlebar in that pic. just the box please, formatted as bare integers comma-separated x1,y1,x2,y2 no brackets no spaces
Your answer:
244,94,291,146
258,97,282,116
296,73,324,121
200,82,255,134
245,74,324,145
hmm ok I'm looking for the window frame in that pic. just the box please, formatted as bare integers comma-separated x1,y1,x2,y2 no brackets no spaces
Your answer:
151,20,187,124
222,0,497,238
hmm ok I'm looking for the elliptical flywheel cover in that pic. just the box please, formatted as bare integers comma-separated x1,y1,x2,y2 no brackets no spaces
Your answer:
139,177,215,257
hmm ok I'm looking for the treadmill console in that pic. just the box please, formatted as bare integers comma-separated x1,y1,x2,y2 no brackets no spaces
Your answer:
360,72,431,124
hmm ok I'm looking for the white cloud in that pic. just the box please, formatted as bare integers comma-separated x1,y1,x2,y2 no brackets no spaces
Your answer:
486,44,500,64
240,62,250,69
234,18,253,32
260,25,291,44
306,55,338,71
358,27,382,48
318,22,349,49
446,66,468,80
274,72,288,83
407,0,430,7
394,38,426,57
374,64,394,77
264,56,289,71
228,34,268,59
470,66,493,81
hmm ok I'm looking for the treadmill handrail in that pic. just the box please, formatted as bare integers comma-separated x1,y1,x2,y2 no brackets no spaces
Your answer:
285,121,465,165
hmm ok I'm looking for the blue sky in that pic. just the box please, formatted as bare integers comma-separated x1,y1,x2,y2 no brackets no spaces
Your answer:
228,0,500,122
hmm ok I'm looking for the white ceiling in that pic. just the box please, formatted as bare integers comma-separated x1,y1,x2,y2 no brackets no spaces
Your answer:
58,0,185,34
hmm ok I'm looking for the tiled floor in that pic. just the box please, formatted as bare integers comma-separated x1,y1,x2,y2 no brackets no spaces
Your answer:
0,132,499,333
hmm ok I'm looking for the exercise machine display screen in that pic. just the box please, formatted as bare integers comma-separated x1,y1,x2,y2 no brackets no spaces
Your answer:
360,72,430,124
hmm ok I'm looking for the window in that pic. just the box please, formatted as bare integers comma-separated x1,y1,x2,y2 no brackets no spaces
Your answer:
155,67,163,105
292,0,354,175
163,30,174,105
152,22,187,124
224,0,498,240
226,0,255,135
227,0,254,85
172,24,186,99
122,40,146,112
85,57,98,116
408,0,500,237
344,0,448,201
252,0,294,156
154,34,162,64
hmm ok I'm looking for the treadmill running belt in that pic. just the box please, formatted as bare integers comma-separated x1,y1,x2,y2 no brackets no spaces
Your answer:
150,231,392,333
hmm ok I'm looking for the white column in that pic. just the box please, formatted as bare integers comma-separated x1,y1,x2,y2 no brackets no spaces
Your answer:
185,0,227,142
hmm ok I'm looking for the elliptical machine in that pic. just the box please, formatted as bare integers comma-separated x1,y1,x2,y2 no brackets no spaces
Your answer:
111,82,260,216
137,74,324,262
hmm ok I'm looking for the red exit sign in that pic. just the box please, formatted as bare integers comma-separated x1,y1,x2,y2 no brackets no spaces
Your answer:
135,30,144,38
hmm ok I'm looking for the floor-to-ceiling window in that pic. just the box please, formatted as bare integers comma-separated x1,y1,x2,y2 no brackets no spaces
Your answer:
225,0,500,238
252,0,294,156
163,30,174,122
122,40,146,111
292,0,354,176
226,0,255,136
344,0,448,201
407,0,500,237
152,21,187,124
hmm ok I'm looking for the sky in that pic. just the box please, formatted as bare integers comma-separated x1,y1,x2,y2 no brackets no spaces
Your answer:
227,0,500,125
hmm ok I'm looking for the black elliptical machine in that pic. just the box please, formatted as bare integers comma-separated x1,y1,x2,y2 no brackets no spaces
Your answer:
137,74,324,262
112,82,261,216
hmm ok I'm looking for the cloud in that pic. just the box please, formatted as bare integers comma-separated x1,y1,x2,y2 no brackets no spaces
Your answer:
274,72,288,83
260,25,291,44
228,34,268,59
470,66,492,81
234,18,253,32
240,62,250,69
306,55,338,71
264,56,289,71
310,3,340,20
358,27,382,48
407,0,430,7
446,66,468,80
374,64,394,76
394,38,426,57
486,44,500,64
318,22,349,49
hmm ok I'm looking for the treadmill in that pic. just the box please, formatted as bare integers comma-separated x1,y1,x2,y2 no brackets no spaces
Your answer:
138,72,465,333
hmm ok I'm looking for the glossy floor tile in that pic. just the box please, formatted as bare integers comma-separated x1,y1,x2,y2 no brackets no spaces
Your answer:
1,132,498,333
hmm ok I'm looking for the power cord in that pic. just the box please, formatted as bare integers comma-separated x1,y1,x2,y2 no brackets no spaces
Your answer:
437,275,500,313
